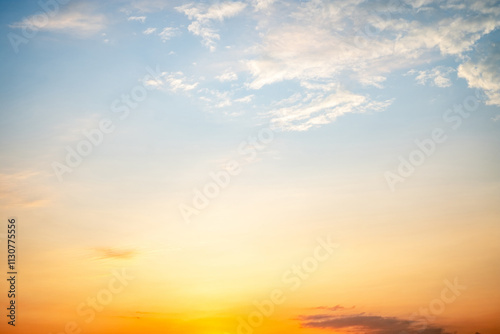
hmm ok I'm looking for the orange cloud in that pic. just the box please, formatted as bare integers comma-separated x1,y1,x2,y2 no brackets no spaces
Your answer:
92,247,137,260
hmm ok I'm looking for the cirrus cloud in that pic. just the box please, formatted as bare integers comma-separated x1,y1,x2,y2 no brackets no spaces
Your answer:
176,1,247,51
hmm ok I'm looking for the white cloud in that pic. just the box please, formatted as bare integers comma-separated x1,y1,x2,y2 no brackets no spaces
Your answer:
357,75,387,88
406,0,434,8
235,95,254,103
270,86,393,132
198,89,234,108
210,90,232,108
411,66,455,87
146,72,199,93
443,0,500,16
143,27,157,35
136,0,499,131
10,7,106,37
197,89,254,110
178,1,247,21
128,16,146,23
239,0,500,129
216,71,238,82
158,27,178,41
186,21,220,51
176,1,247,51
245,24,403,90
252,0,276,11
246,0,500,89
393,16,499,56
458,52,500,106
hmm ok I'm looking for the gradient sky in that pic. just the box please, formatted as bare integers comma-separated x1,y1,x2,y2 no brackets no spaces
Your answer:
1,1,500,334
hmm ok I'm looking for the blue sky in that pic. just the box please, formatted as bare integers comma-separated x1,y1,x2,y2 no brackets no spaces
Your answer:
1,1,500,334
1,0,499,197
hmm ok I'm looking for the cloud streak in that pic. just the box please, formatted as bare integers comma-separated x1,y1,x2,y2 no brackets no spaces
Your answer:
92,247,137,260
176,1,247,51
269,86,393,132
301,312,453,334
10,4,106,37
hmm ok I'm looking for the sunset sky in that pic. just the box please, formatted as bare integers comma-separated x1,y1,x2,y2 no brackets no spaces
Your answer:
1,1,500,334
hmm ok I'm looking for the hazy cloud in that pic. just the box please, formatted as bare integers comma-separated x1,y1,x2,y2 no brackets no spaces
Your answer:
0,171,50,208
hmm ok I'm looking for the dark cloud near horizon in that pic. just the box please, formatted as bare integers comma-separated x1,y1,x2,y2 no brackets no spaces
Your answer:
301,312,454,334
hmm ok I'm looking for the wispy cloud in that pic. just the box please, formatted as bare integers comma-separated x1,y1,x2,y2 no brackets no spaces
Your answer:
92,247,137,260
176,1,247,51
158,27,179,41
199,88,234,108
269,85,393,131
146,71,199,93
409,66,455,88
0,171,50,208
216,70,238,82
127,0,170,13
235,94,254,103
251,0,276,11
10,4,106,37
313,305,353,312
143,27,156,35
128,16,146,23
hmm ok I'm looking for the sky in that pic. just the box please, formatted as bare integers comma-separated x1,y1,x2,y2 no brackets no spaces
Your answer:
0,0,500,334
